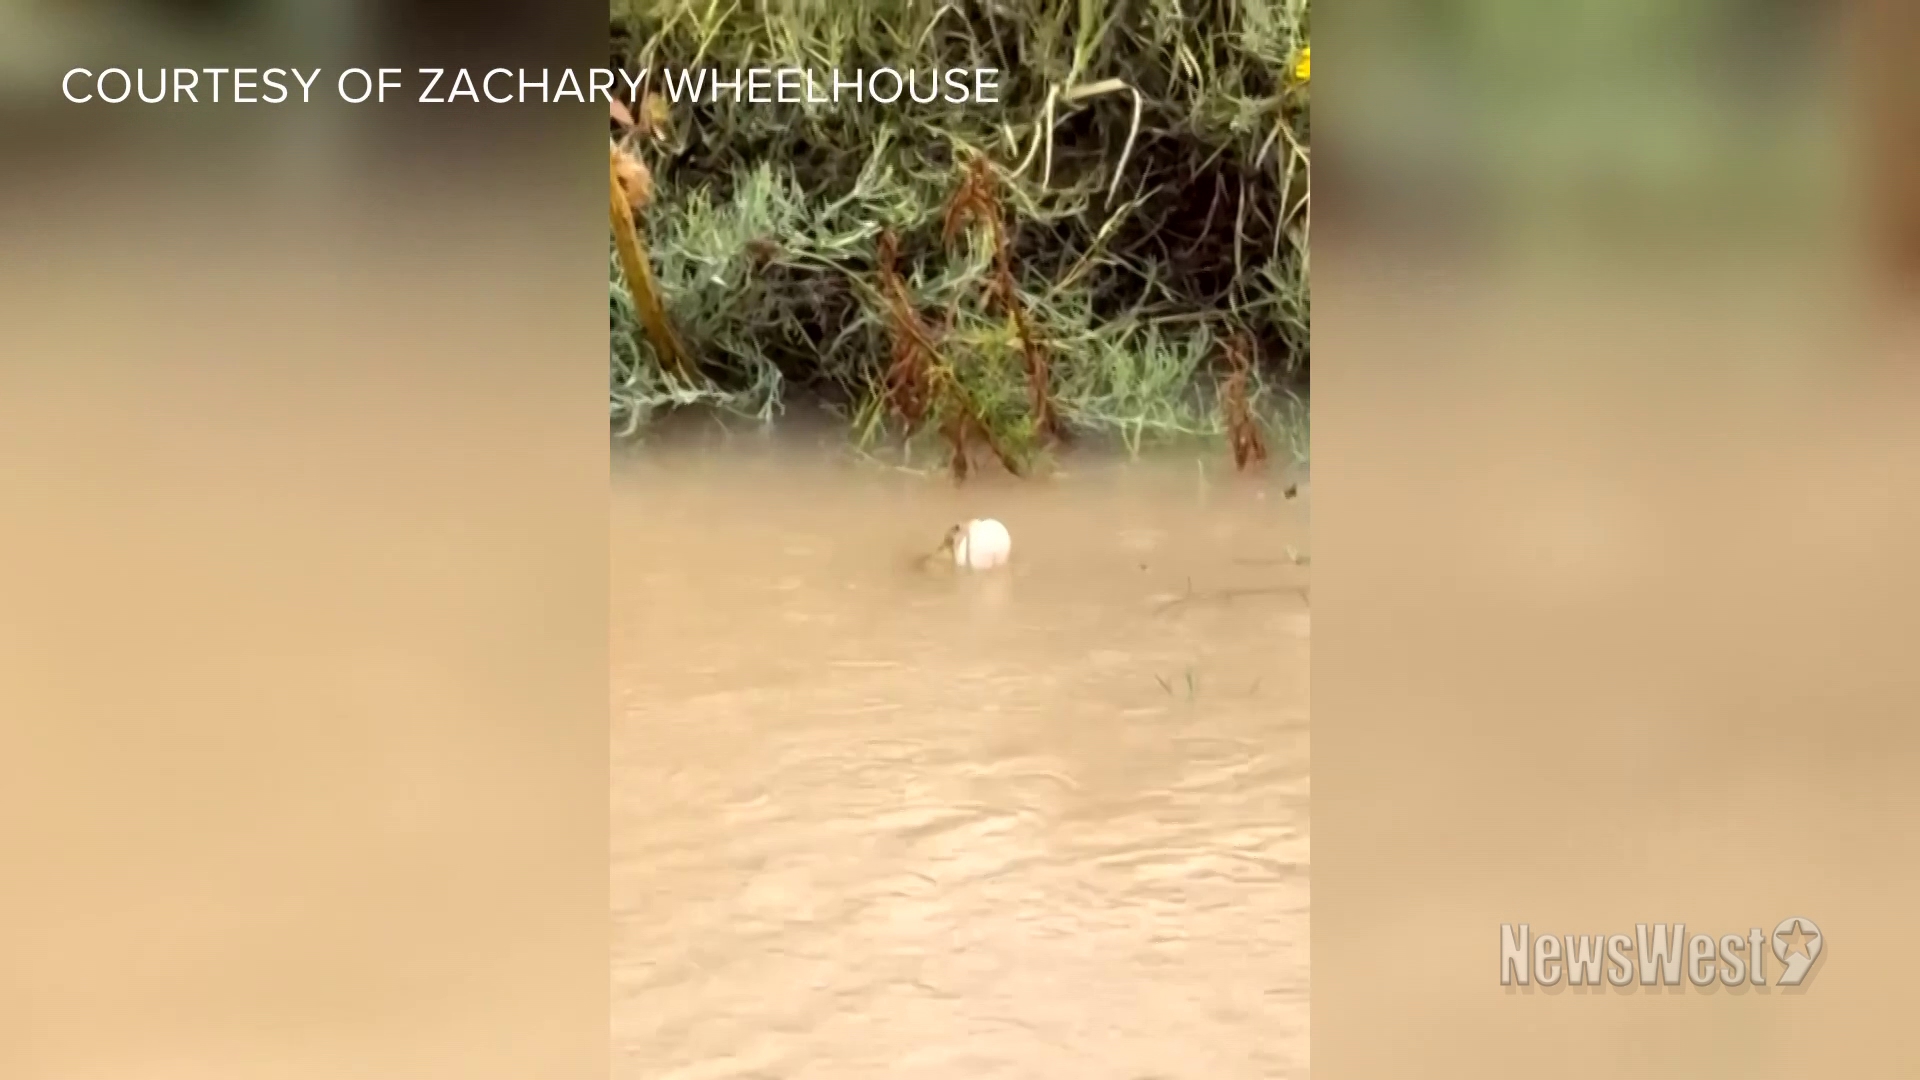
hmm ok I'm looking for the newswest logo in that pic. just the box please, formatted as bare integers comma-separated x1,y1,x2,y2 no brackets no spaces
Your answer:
1501,918,1823,988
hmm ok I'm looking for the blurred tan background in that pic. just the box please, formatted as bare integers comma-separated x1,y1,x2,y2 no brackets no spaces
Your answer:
1319,0,1920,1075
0,0,608,1077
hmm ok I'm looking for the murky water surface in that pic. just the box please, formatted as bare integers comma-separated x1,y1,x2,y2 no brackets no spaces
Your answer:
613,434,1309,1079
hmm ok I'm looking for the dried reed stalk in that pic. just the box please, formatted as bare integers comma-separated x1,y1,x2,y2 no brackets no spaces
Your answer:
1222,334,1269,471
943,157,1062,443
876,229,935,427
876,228,1023,480
609,141,691,380
611,138,653,216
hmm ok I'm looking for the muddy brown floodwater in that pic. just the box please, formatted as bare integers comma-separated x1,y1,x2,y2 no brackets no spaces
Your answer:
612,431,1310,1080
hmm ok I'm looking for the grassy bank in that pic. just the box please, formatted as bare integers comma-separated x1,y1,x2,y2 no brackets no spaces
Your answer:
609,0,1309,472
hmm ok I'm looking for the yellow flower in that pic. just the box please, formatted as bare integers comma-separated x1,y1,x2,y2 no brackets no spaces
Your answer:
1293,45,1310,83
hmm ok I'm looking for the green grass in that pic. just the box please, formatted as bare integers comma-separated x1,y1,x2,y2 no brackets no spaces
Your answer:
609,0,1309,466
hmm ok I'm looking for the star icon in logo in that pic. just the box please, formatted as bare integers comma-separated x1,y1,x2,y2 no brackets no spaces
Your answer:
1771,917,1823,986
1778,923,1817,960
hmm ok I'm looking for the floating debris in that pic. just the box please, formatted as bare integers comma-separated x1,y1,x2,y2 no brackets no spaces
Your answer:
940,518,1013,571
